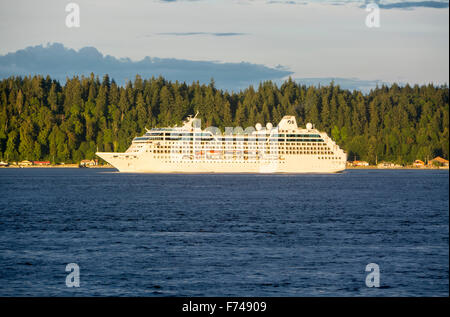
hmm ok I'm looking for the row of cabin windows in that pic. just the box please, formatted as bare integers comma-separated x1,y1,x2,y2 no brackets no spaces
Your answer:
153,156,288,163
151,150,335,155
152,150,335,156
161,138,324,143
283,151,334,155
154,144,330,150
152,155,339,161
138,140,325,145
141,134,322,139
153,141,324,145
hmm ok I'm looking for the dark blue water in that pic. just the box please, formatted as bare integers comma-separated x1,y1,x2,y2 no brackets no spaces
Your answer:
0,168,448,296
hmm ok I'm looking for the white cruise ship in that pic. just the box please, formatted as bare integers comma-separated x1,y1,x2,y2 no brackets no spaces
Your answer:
96,114,347,173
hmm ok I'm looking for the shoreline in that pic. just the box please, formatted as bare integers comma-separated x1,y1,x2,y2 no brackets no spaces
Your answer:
1,165,447,170
346,166,449,170
0,165,113,169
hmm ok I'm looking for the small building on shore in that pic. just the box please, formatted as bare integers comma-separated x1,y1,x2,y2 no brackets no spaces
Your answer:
32,161,51,166
18,160,33,166
349,160,369,167
413,160,425,168
79,159,98,167
428,156,449,167
377,162,402,168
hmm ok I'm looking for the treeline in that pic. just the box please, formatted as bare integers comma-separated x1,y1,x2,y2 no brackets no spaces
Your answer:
0,74,448,164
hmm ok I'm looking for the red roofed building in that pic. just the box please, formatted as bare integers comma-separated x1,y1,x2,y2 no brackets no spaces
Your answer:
32,161,51,166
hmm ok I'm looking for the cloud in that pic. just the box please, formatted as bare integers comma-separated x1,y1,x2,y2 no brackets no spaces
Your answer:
0,43,293,92
360,1,449,9
157,0,449,8
256,0,450,9
293,77,390,93
266,1,308,4
377,1,449,9
155,32,247,37
0,43,432,93
159,0,203,2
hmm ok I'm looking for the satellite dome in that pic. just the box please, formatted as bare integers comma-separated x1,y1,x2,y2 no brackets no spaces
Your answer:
266,122,273,130
306,123,313,130
255,123,262,131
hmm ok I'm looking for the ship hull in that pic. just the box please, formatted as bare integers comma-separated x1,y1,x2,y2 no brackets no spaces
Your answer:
96,152,346,173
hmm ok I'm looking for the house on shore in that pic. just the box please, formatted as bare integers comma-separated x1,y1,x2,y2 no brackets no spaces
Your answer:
79,159,98,167
413,160,425,168
18,160,33,166
349,160,370,167
32,161,51,166
377,162,402,168
428,156,449,167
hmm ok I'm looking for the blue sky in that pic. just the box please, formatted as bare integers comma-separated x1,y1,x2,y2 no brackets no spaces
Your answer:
0,0,448,90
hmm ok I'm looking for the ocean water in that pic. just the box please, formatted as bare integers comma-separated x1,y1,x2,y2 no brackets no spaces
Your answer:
0,168,448,296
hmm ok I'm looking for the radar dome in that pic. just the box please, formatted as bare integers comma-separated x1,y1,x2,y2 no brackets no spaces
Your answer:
266,122,273,130
255,123,262,131
306,123,313,130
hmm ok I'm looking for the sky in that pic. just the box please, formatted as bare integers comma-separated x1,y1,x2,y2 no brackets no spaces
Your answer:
0,0,448,89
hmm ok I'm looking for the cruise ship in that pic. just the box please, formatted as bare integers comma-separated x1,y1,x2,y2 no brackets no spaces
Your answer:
96,114,347,173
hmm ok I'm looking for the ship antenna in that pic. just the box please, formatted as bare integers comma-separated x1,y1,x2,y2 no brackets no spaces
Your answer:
194,111,199,119
145,126,151,133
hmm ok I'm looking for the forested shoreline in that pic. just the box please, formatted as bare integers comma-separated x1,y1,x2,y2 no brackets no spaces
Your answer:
0,74,448,164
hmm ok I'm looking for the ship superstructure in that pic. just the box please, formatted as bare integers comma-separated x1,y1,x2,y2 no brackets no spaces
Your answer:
96,114,347,173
